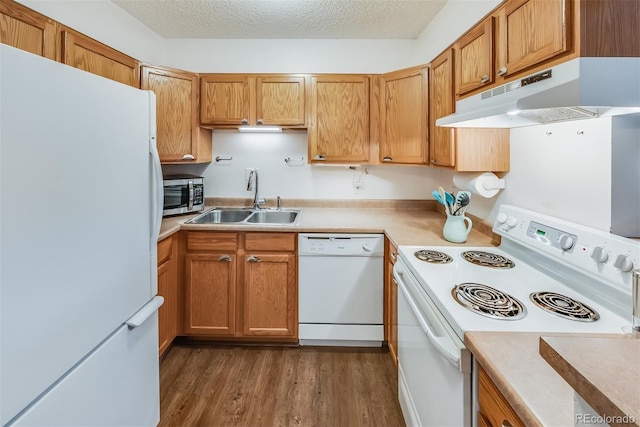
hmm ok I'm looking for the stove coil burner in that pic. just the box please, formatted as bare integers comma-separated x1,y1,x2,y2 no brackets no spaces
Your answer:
529,292,599,322
414,250,453,264
452,283,526,320
461,251,515,269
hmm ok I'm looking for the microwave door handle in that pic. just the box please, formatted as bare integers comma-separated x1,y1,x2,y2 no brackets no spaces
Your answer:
188,180,194,210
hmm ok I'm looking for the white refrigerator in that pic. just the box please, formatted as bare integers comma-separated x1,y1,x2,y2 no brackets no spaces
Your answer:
0,45,163,426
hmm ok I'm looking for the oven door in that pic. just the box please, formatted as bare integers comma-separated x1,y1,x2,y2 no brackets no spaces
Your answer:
394,260,472,427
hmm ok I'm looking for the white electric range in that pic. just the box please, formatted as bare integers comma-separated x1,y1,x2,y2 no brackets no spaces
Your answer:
393,204,639,427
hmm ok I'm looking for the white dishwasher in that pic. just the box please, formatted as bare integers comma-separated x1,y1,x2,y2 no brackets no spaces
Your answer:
298,233,384,346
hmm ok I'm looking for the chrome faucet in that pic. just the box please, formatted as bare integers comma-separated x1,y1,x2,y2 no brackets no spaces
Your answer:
246,169,265,209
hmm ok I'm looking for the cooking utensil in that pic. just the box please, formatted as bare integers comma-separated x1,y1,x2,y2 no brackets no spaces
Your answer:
438,186,454,214
432,190,446,206
452,192,470,215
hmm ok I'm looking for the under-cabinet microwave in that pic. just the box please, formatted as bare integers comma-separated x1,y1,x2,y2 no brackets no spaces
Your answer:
163,175,204,217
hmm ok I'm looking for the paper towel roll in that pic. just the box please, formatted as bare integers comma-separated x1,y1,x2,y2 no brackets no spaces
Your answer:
453,172,505,198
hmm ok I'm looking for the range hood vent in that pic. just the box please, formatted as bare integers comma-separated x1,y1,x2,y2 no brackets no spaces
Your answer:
436,57,640,128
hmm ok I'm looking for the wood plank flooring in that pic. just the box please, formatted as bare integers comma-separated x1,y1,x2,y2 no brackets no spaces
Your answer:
159,344,405,427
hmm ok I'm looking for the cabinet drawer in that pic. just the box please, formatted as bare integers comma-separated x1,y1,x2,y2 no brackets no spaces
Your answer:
478,366,524,427
157,236,173,265
245,233,295,252
187,232,238,251
387,241,398,265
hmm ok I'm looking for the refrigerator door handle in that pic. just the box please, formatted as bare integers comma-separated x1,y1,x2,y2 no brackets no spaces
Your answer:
149,136,163,245
126,296,164,328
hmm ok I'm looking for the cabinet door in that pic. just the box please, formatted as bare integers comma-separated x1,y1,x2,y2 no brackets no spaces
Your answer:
242,253,297,337
497,0,570,78
200,75,250,125
256,76,306,126
385,240,398,367
0,0,56,59
157,259,172,355
478,366,525,427
308,75,370,163
429,49,455,167
455,17,494,97
185,253,237,335
61,29,138,87
141,66,212,164
379,67,428,165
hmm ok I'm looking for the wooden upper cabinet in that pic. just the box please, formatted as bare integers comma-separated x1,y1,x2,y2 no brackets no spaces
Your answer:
308,75,370,163
200,74,250,126
0,0,56,59
60,29,138,87
455,17,494,97
200,74,306,127
429,49,455,167
141,65,212,164
496,0,570,78
379,66,429,165
256,76,305,126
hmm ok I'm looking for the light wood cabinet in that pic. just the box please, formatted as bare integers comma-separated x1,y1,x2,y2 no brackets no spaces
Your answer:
141,65,212,164
496,0,570,79
384,238,398,367
0,0,56,59
429,49,455,167
478,365,525,427
200,74,306,127
157,236,178,356
184,231,297,340
60,28,138,87
379,66,429,165
308,75,371,163
430,48,510,172
454,17,494,97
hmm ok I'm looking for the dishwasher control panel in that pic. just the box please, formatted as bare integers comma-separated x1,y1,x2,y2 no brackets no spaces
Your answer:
298,234,384,256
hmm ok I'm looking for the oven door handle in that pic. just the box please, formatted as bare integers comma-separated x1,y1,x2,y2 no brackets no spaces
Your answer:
396,272,461,369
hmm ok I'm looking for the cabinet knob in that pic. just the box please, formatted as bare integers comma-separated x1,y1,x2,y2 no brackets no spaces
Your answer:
314,154,326,161
182,154,195,161
241,118,249,125
497,66,508,76
257,119,264,125
480,74,490,83
382,156,393,162
218,255,232,262
501,421,513,427
430,159,437,164
247,255,261,263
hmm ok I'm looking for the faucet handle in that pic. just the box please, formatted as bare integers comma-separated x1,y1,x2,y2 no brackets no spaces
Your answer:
276,196,281,210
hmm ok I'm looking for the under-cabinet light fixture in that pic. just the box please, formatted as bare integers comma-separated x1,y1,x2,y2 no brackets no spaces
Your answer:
238,126,282,133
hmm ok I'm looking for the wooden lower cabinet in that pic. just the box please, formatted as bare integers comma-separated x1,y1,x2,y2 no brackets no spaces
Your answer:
184,231,297,340
478,365,524,427
157,235,178,356
242,252,297,336
385,238,398,366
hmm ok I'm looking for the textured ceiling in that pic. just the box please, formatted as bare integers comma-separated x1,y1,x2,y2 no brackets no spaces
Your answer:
112,0,448,39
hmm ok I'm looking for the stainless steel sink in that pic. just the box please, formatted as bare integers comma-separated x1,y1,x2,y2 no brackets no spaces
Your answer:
186,208,252,224
246,210,299,224
186,208,300,226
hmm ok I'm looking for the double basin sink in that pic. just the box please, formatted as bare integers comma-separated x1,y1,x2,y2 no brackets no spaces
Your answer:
186,207,301,226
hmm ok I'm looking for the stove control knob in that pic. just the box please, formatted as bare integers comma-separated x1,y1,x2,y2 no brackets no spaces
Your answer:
590,246,608,264
558,234,574,251
506,216,517,228
613,254,634,273
497,213,507,224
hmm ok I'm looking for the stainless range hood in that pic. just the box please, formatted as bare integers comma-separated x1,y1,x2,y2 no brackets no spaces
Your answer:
436,57,640,128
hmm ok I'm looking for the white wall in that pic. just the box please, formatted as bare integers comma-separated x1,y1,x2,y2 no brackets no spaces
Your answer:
17,0,166,65
164,39,416,73
163,131,443,201
441,118,616,231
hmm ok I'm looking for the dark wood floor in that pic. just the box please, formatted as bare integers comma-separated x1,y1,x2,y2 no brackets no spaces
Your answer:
159,344,405,427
